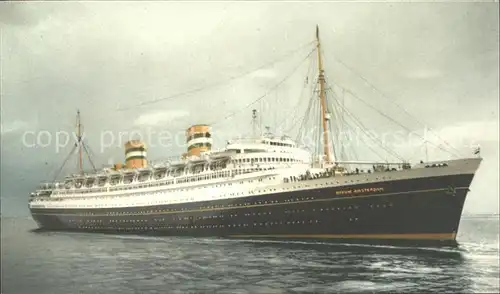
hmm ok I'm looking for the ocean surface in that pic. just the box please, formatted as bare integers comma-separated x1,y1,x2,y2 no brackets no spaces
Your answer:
1,216,499,294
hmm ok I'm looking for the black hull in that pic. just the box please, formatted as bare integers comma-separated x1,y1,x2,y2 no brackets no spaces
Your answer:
29,173,474,243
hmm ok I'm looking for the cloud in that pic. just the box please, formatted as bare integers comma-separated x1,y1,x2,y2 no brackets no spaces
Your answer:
249,69,278,79
133,110,189,127
404,68,443,79
427,120,499,148
0,120,29,134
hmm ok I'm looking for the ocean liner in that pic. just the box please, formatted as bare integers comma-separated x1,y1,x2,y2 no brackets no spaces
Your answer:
29,27,483,243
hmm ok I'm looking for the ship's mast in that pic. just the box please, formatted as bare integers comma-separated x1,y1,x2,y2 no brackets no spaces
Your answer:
316,25,333,163
76,109,83,174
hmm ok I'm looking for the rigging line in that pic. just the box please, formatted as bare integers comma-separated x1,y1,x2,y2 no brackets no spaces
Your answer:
340,86,460,159
315,99,323,159
326,89,342,138
340,89,347,161
328,89,405,161
340,104,404,162
335,93,349,161
408,140,427,161
316,99,324,160
326,80,454,158
288,113,309,140
287,99,313,140
291,76,318,139
211,47,317,127
326,91,342,161
288,114,305,139
51,143,78,183
117,40,316,111
81,139,99,164
339,116,388,162
328,90,388,162
343,129,360,162
81,141,97,172
295,81,318,142
301,95,314,152
327,113,338,162
340,104,357,160
324,90,340,161
347,116,401,162
324,78,385,161
310,99,320,158
308,98,316,154
276,50,316,135
331,57,463,157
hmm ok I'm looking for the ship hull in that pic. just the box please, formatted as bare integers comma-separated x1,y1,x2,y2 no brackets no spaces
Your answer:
29,172,475,244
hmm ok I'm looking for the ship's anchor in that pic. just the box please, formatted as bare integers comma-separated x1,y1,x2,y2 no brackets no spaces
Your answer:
446,185,457,196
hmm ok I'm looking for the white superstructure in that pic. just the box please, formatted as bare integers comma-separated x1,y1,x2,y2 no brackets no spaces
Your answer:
28,134,326,209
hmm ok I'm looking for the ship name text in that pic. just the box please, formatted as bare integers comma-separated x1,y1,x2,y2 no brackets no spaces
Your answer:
336,187,385,196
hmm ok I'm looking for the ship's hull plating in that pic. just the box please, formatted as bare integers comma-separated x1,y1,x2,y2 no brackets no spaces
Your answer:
29,173,476,243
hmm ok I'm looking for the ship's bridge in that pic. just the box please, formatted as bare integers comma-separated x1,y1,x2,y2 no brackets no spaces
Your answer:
225,135,298,152
222,134,311,173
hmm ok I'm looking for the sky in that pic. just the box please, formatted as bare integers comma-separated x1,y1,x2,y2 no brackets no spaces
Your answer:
1,1,498,216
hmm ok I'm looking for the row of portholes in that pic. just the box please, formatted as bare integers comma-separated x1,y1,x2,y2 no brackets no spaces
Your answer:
171,214,226,221
38,196,395,219
69,219,102,223
67,202,391,226
75,220,325,231
35,196,320,216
